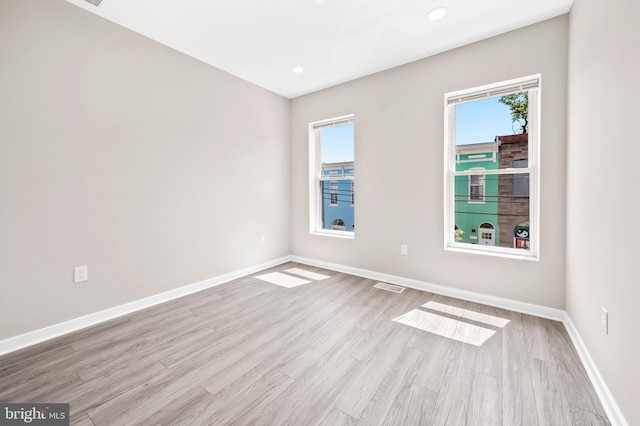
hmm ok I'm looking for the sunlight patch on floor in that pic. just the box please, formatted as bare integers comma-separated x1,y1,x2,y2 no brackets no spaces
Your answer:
284,268,331,281
393,308,496,346
255,272,311,288
422,301,510,328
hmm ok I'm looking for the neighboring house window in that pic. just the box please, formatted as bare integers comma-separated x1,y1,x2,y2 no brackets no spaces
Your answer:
330,181,338,205
512,159,530,196
468,169,485,203
444,75,540,259
309,115,355,237
350,181,355,206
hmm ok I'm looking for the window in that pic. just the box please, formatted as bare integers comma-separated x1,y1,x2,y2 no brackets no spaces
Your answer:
468,169,485,202
350,181,355,206
330,181,338,205
309,115,355,237
444,75,540,259
512,159,530,196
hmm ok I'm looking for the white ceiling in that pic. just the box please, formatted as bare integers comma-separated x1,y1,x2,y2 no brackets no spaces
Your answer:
66,0,572,98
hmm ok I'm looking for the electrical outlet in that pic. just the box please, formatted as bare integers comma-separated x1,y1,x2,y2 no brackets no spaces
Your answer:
260,235,265,245
400,244,408,256
601,307,608,335
74,266,88,283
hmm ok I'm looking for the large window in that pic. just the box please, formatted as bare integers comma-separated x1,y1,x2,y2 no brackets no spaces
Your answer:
444,75,540,259
309,115,355,237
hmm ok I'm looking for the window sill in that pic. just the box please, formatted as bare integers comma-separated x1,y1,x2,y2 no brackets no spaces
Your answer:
445,244,539,261
311,230,355,239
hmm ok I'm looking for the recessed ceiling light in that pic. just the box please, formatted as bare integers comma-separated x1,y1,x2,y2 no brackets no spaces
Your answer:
292,66,304,73
427,7,447,21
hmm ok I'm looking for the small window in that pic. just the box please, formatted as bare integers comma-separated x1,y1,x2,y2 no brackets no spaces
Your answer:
444,75,540,259
468,171,485,203
329,181,338,205
309,115,355,238
350,181,355,206
512,159,530,196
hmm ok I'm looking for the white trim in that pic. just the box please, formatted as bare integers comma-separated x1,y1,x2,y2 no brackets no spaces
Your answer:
0,254,627,425
308,114,355,237
288,255,626,425
0,256,290,356
310,229,354,239
446,244,539,261
447,75,540,105
561,313,629,426
444,74,541,260
311,115,354,130
289,255,563,320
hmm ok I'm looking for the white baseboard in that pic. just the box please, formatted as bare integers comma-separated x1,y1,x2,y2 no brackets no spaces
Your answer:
0,256,290,357
561,313,628,426
288,255,565,321
0,254,626,425
289,255,627,426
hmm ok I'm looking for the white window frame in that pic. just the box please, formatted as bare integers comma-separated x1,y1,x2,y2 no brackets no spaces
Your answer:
444,75,540,260
309,114,355,239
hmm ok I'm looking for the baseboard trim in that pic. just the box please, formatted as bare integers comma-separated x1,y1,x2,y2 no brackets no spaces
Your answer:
289,255,565,321
561,313,628,426
0,256,290,357
0,254,626,425
289,255,627,426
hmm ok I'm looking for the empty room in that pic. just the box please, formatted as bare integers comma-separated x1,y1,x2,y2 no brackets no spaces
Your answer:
0,0,637,425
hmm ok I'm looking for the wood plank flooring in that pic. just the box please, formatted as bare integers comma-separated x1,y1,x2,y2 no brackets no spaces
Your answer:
0,262,610,425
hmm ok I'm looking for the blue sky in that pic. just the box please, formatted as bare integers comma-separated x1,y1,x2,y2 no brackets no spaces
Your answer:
455,96,516,145
320,97,517,161
321,123,354,163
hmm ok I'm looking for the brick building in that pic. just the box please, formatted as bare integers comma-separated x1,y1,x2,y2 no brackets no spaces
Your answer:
496,134,530,248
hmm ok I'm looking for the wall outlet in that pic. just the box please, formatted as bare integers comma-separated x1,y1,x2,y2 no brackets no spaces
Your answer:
260,235,265,245
400,244,408,256
74,266,88,283
601,307,608,335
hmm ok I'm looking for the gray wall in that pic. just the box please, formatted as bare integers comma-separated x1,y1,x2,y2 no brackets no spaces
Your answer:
566,0,639,423
291,16,569,309
0,0,290,340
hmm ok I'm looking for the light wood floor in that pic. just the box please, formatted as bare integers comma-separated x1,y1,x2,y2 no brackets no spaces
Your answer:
0,262,610,425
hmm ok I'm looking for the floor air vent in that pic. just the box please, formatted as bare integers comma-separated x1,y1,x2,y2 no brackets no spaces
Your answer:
373,282,405,293
82,0,103,7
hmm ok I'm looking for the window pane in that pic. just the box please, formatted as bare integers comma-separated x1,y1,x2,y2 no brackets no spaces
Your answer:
318,122,354,233
455,93,529,171
321,124,354,164
454,174,530,250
